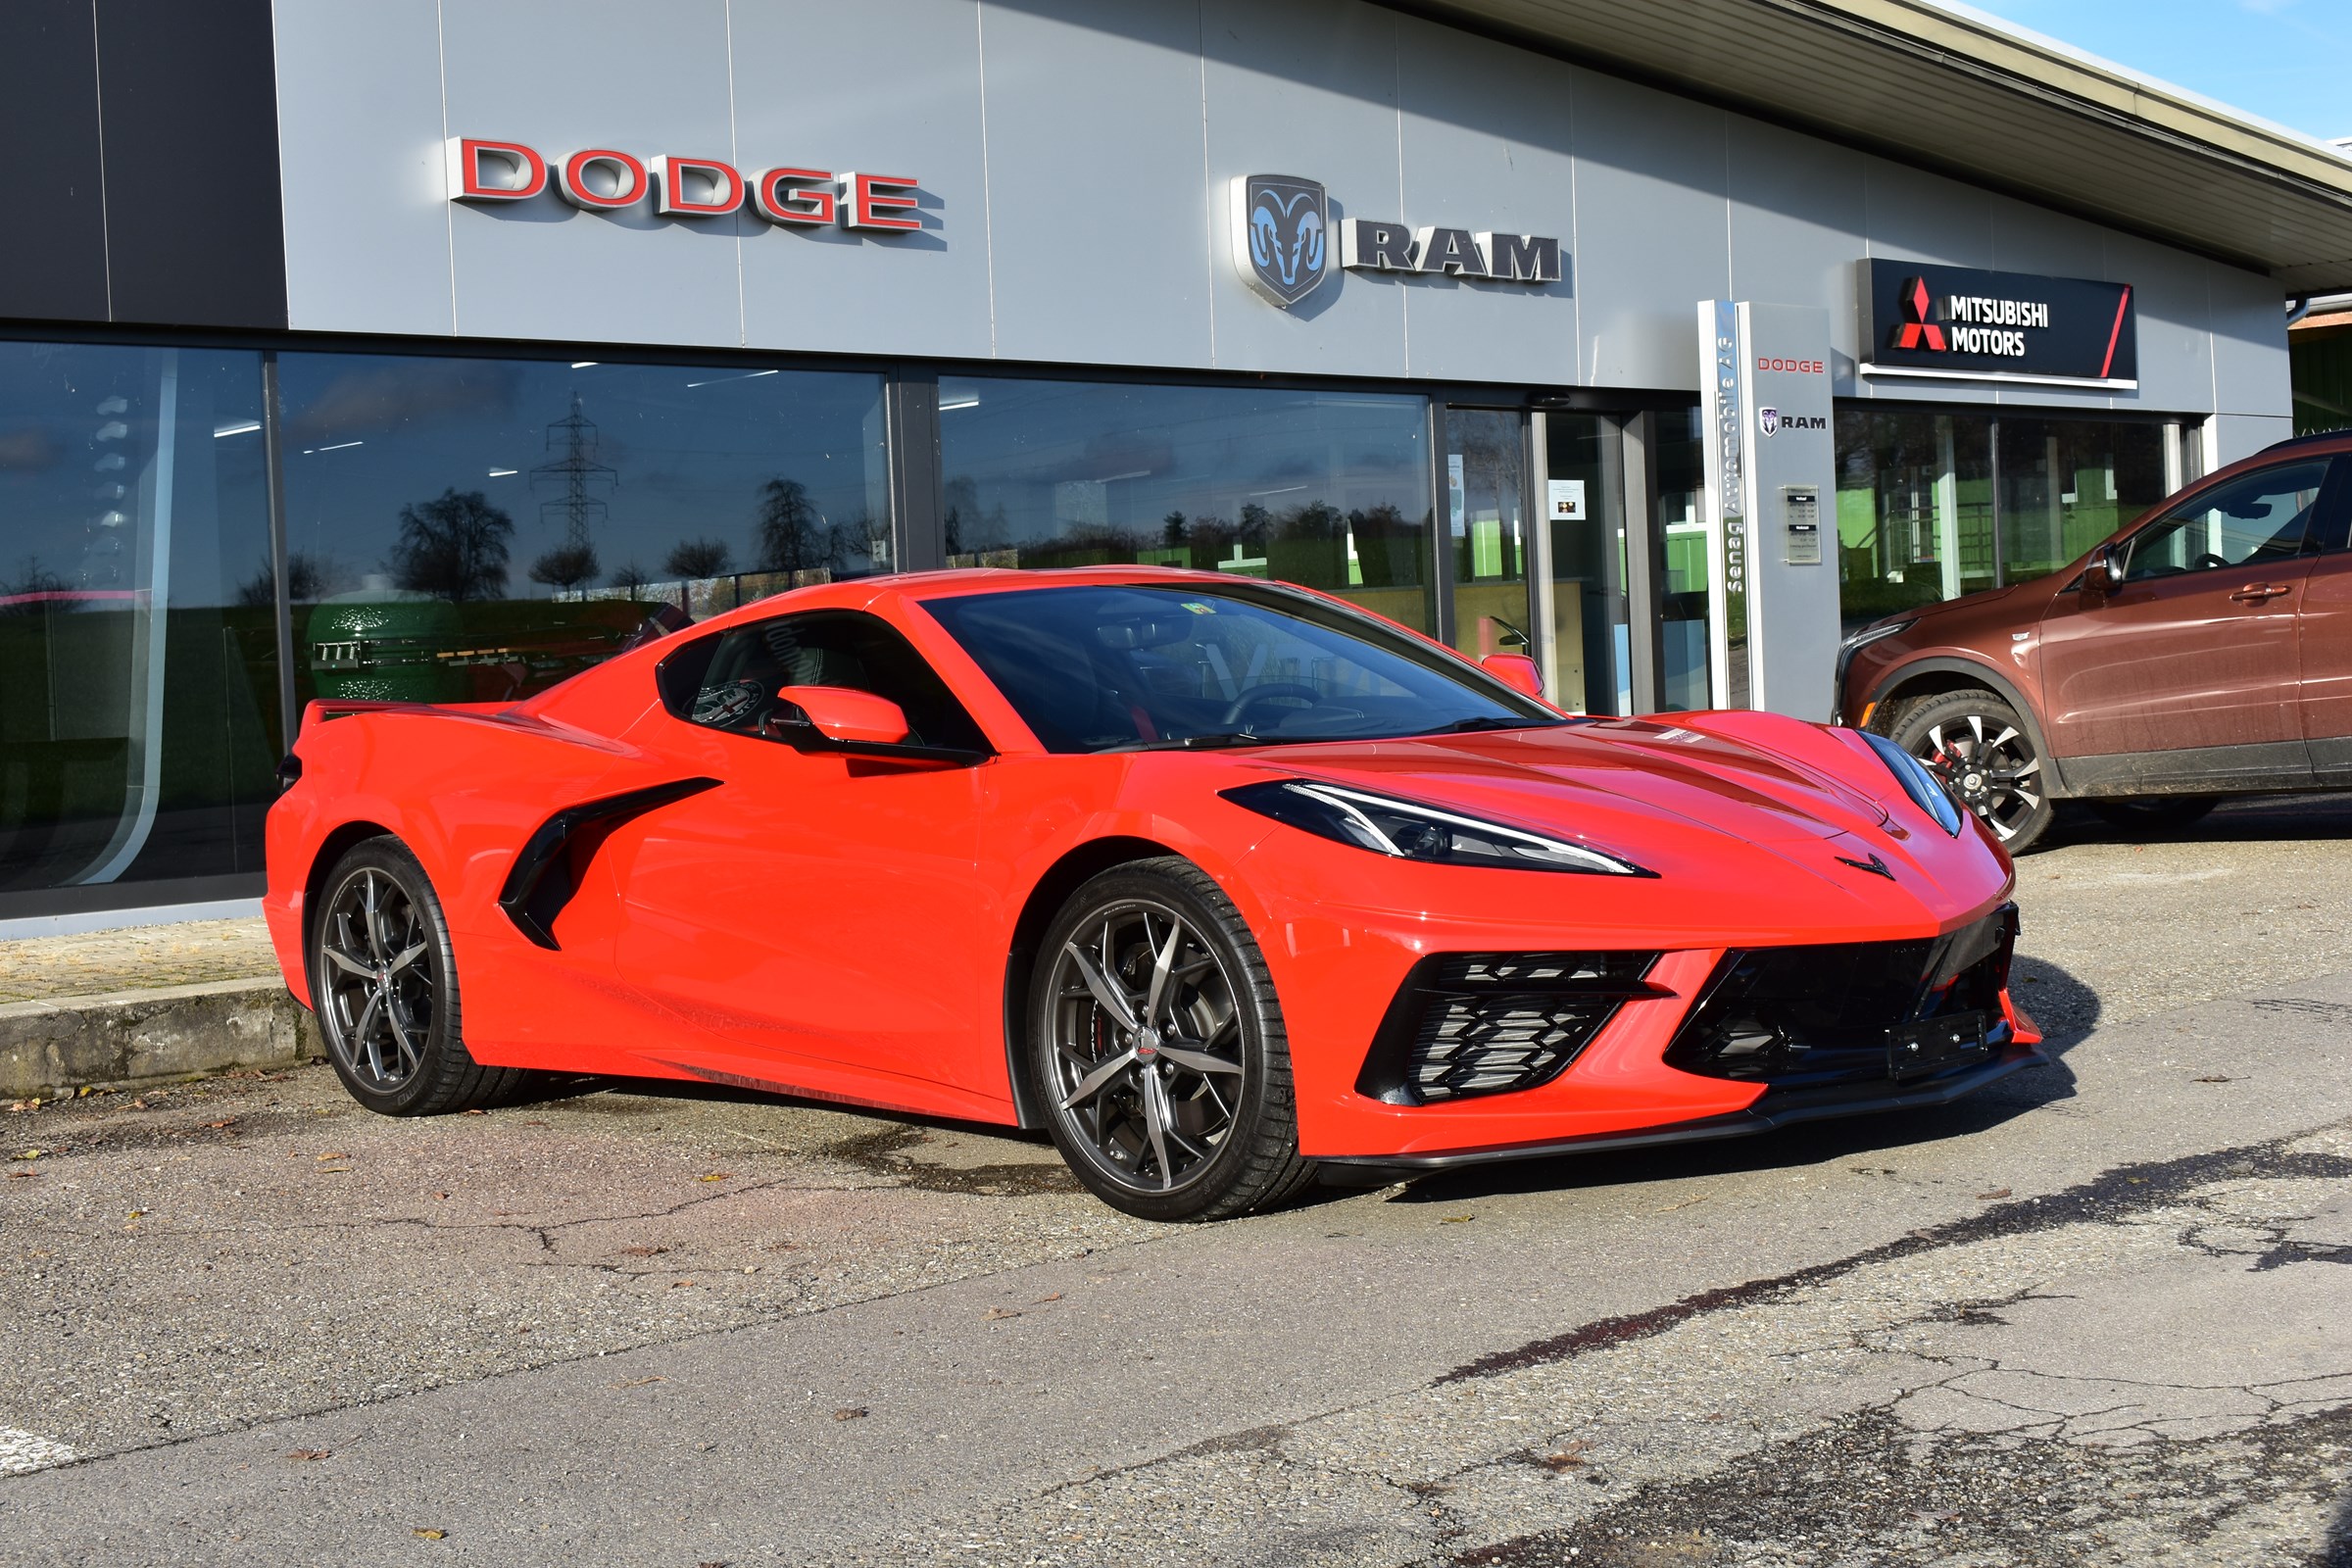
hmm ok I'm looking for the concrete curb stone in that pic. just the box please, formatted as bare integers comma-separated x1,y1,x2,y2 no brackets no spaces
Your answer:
0,979,321,1101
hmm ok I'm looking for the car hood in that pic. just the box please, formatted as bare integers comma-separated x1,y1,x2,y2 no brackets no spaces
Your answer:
1237,717,1894,848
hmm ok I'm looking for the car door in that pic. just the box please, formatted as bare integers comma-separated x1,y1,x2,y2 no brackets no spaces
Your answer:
2036,456,2334,789
2288,461,2352,781
605,608,999,1103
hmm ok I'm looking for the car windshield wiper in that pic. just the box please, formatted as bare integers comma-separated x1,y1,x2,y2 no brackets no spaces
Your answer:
1103,731,1284,753
1413,715,1563,736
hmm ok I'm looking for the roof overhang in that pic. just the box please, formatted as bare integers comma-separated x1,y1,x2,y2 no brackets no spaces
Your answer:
1385,0,2352,294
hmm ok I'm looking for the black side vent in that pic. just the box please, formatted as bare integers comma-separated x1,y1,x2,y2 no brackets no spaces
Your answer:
1664,905,2019,1090
1357,953,1664,1105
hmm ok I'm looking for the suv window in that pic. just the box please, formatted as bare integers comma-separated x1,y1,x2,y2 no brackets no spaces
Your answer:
656,610,989,752
2122,460,2333,582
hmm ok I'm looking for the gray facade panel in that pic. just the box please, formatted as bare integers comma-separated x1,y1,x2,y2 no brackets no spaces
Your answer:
441,0,743,348
979,0,1213,369
1198,0,1408,378
1726,117,1867,395
1389,14,1577,387
1569,68,1729,393
272,0,453,337
257,0,2285,426
732,0,994,360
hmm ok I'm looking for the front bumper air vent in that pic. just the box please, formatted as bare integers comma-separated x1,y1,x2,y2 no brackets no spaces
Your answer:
1357,952,1664,1105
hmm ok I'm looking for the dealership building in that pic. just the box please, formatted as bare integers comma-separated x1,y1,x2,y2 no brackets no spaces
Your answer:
5,0,2352,932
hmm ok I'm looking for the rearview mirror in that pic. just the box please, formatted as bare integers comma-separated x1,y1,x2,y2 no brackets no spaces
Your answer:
770,685,912,748
1482,653,1544,697
2084,544,2125,595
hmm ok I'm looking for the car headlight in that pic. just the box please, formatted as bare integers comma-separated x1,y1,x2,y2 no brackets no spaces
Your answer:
1858,730,1965,837
1833,618,1915,713
1221,779,1654,876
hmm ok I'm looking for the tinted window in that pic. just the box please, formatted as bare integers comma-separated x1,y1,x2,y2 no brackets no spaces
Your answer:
921,583,1561,754
662,611,986,753
2123,460,2331,581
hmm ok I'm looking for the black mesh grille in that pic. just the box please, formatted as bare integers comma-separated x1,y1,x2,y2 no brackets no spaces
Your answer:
1359,953,1662,1104
1664,906,2019,1090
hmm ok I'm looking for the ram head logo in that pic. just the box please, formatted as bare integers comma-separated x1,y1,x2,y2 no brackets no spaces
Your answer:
1232,174,1329,309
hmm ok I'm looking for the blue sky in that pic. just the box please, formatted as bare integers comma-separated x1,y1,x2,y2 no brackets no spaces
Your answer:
1961,0,2352,142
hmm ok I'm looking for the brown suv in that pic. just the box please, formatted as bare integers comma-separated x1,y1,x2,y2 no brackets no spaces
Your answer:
1836,429,2352,853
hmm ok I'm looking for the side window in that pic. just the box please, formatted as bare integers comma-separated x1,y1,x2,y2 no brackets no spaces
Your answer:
2122,460,2333,582
659,611,989,753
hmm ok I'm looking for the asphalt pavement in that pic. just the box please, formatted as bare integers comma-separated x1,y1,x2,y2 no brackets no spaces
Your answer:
3,797,2351,1566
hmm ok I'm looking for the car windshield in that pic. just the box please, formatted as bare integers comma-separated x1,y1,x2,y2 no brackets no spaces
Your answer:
920,581,1568,754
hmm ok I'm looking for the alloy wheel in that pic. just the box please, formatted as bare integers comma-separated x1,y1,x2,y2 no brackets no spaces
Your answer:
1044,900,1247,1195
1912,711,2042,844
318,865,436,1092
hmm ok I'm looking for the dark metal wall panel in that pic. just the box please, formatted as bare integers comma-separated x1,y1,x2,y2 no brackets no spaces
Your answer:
93,0,287,328
0,0,111,321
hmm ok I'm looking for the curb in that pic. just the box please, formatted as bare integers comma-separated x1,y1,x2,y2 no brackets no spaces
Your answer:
0,979,322,1101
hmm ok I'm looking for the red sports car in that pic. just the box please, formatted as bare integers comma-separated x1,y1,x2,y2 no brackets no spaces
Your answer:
265,567,2038,1220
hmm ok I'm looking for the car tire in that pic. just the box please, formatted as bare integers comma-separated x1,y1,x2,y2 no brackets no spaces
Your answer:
1030,857,1315,1222
1884,690,2055,853
2087,796,2220,834
310,836,528,1116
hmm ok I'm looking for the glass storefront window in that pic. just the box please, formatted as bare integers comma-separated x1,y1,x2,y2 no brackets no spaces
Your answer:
276,355,888,708
1543,413,1628,715
1835,409,1995,634
936,377,1435,632
0,343,276,911
1995,416,2168,584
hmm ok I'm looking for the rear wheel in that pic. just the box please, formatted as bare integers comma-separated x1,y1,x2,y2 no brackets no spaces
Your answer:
311,837,527,1116
2087,796,2219,834
1885,690,2054,853
1030,858,1314,1222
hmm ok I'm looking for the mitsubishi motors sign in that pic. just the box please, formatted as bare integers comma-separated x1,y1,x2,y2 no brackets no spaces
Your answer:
1859,259,2137,389
445,137,924,233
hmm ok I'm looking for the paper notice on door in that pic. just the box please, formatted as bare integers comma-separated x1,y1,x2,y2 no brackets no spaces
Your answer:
1547,478,1586,521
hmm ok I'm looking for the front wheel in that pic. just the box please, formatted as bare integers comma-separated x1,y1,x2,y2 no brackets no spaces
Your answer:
1884,691,2054,853
1030,858,1315,1222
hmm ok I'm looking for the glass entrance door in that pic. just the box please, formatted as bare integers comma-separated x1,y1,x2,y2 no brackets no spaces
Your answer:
1443,408,1534,663
1541,413,1627,714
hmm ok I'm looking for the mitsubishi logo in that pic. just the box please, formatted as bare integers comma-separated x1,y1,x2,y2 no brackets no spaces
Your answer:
1837,851,1896,881
1891,276,1947,352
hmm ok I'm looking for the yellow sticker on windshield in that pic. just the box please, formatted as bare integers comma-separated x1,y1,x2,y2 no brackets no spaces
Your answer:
1180,601,1215,614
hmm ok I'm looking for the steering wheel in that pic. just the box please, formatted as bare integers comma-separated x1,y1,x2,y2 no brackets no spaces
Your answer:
2190,552,2230,570
1220,682,1324,729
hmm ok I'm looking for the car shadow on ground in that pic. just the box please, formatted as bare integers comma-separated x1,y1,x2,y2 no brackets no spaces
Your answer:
1374,956,2098,1210
2033,791,2352,853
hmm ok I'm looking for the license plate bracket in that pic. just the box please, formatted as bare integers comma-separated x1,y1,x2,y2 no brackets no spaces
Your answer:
1887,1011,1990,1081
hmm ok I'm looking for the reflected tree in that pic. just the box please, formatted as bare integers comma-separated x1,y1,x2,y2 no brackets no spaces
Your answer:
528,541,602,594
0,556,68,614
235,550,325,609
663,536,734,578
389,488,514,602
608,561,650,596
755,477,837,574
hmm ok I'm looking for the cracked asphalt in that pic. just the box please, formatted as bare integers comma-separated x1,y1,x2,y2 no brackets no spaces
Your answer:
4,795,2352,1565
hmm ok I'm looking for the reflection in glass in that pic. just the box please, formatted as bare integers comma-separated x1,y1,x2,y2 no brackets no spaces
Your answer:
1995,418,2167,584
276,355,889,708
1656,406,1712,710
1446,409,1531,662
1542,414,1626,714
1834,409,1995,634
0,343,276,907
2123,460,2329,579
936,378,1435,632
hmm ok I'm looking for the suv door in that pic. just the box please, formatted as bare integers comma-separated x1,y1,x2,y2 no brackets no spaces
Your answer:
2035,456,2338,791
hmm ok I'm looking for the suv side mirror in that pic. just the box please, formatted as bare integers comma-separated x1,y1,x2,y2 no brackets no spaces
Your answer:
2084,544,2125,595
768,685,912,748
1481,653,1544,697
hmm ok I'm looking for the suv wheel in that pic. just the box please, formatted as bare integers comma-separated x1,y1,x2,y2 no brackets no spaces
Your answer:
1884,691,2054,853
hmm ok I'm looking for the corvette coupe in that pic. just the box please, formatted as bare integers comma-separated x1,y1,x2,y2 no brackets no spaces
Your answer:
265,566,2039,1220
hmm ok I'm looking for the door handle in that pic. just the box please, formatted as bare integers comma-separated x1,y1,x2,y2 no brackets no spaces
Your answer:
2229,583,2293,603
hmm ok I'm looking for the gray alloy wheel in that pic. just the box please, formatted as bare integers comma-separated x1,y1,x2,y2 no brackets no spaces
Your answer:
1032,858,1315,1222
1886,690,2055,853
312,837,525,1116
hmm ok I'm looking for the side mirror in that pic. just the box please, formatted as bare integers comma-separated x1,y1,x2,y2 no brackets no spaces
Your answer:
1482,653,1544,698
2084,544,2125,595
770,685,912,748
